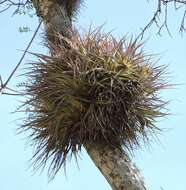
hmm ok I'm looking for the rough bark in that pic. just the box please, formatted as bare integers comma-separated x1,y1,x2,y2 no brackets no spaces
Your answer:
85,144,147,190
32,0,80,40
32,1,148,189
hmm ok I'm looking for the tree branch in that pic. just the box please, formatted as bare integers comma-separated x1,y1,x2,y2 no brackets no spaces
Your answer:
138,0,186,38
0,21,41,95
0,0,32,15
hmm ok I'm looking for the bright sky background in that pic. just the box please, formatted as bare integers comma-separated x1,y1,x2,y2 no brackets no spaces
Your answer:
0,1,186,190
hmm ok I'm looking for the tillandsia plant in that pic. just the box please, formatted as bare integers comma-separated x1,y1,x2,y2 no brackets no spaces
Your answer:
19,29,168,179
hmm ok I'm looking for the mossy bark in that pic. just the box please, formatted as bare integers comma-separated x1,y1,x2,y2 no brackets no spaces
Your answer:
32,1,148,189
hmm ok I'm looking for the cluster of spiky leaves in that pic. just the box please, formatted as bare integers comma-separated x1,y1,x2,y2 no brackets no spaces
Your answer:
20,30,168,178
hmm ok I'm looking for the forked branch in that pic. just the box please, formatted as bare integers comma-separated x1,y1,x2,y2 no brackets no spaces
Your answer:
138,0,186,38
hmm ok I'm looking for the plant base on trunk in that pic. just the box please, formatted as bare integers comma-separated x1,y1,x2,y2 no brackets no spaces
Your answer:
19,29,168,178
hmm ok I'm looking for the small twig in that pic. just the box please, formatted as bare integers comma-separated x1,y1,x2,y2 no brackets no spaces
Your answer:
0,0,32,15
138,0,186,38
0,74,3,86
180,10,186,33
157,4,172,36
2,92,23,96
6,86,23,93
0,21,42,94
137,0,162,39
0,3,11,13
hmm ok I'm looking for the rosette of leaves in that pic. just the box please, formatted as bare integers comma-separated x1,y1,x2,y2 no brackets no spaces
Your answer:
20,30,168,178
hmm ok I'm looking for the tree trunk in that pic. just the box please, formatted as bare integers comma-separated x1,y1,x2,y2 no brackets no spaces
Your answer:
85,143,147,190
32,1,148,189
32,0,74,40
